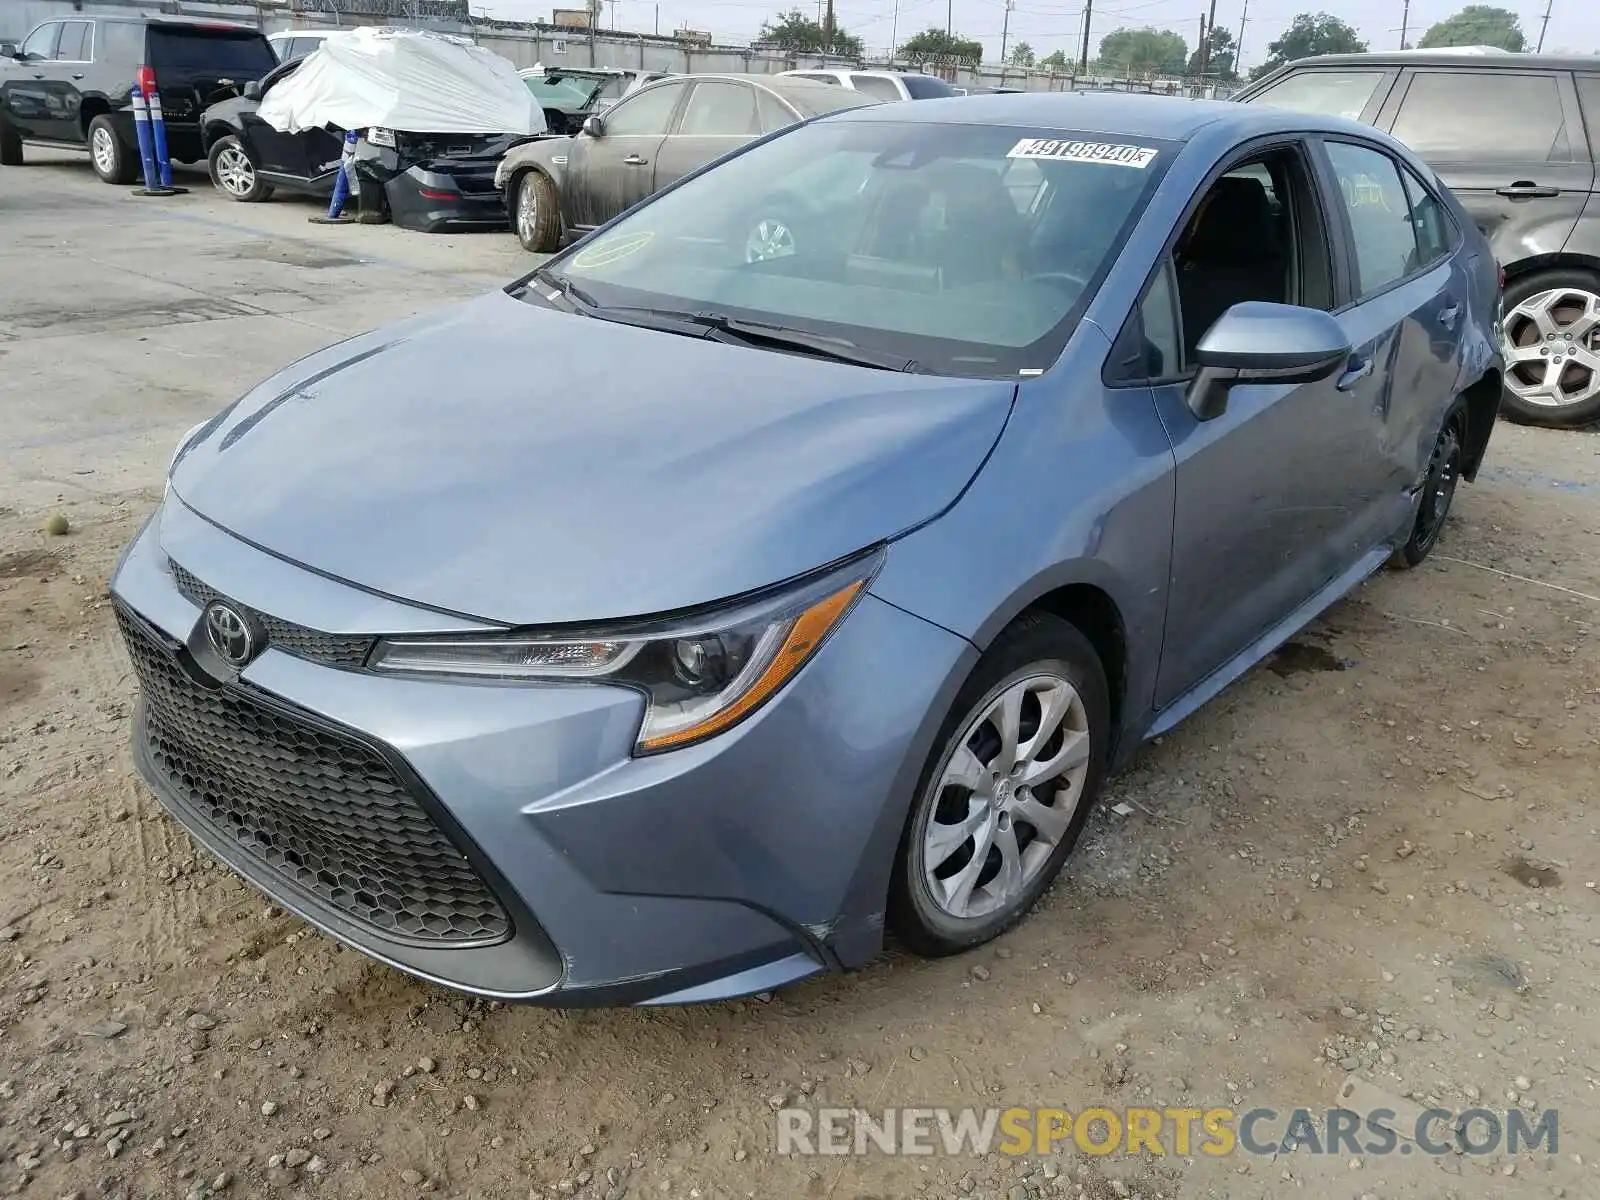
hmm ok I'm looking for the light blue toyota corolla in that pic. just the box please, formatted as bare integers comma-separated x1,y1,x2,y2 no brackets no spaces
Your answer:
112,92,1502,1005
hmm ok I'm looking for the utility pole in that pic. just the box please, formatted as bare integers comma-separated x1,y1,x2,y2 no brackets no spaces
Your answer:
1536,0,1553,51
1000,0,1014,68
654,4,659,35
947,0,953,36
1235,0,1248,72
1199,0,1218,80
1399,0,1409,48
890,0,901,62
1078,0,1092,72
824,0,835,54
1196,12,1207,80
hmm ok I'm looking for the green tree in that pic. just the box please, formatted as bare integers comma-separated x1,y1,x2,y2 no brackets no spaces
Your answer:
1009,40,1035,67
1039,48,1069,70
1250,12,1367,78
1419,5,1525,50
899,27,985,67
758,7,863,55
1097,27,1188,77
1186,24,1238,79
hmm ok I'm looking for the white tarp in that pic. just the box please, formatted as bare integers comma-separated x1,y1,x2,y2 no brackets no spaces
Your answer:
258,28,545,136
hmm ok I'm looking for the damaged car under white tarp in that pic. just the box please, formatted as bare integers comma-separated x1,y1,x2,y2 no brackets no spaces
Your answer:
257,27,545,136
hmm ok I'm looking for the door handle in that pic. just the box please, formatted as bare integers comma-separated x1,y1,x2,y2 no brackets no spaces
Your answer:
1496,182,1560,198
1336,355,1373,391
72,73,84,81
622,154,649,166
1438,301,1461,329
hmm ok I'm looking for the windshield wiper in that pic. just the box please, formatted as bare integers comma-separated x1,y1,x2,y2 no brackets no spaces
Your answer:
530,267,603,313
684,312,922,373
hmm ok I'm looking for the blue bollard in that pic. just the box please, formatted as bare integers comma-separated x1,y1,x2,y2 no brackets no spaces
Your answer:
130,87,159,188
310,130,360,224
148,89,173,188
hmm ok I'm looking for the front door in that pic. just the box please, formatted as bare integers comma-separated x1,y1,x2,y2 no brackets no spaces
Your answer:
2,23,65,141
563,78,685,229
1150,142,1392,708
651,79,761,193
1379,68,1597,267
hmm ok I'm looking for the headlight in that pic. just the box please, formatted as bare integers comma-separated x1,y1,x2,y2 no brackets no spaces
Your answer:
168,420,210,474
369,550,881,754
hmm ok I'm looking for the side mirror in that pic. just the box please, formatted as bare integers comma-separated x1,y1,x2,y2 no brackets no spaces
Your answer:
243,80,262,101
582,114,605,138
1186,301,1351,421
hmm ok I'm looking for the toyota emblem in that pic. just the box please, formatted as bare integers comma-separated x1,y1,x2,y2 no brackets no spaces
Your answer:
203,601,257,668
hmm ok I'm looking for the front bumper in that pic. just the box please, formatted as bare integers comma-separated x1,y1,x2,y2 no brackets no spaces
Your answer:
109,497,974,1004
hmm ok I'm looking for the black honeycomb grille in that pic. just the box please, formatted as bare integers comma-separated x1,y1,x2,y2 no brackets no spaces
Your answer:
169,561,374,668
116,603,512,947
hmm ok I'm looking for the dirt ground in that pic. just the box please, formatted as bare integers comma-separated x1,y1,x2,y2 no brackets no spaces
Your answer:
3,150,1600,1200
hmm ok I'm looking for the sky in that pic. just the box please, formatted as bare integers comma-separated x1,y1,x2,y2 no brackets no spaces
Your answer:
474,0,1598,71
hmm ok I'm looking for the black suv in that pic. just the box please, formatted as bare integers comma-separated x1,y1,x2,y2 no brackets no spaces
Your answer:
1237,53,1600,428
0,15,277,185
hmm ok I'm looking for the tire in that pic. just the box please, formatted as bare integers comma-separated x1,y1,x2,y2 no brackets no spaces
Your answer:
1390,396,1468,569
890,612,1112,957
87,115,137,185
744,209,801,263
0,120,21,167
513,170,562,253
207,135,272,202
1499,267,1600,428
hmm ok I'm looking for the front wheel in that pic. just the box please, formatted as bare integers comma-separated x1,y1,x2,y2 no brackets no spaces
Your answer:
1390,397,1467,569
208,135,272,202
890,613,1111,957
1500,268,1600,428
513,170,562,253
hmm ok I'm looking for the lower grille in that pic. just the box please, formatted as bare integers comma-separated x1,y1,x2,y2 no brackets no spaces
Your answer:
169,560,374,668
116,602,512,947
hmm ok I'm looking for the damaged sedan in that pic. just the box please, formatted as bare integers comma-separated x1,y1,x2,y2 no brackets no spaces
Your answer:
200,27,543,232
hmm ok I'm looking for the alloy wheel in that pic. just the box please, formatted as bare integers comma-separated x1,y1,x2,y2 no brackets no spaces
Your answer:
745,218,795,262
517,178,538,244
214,144,256,197
920,673,1092,920
1503,287,1600,413
91,126,117,176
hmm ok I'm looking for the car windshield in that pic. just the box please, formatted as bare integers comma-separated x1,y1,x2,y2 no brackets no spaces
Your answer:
535,120,1172,378
524,72,608,112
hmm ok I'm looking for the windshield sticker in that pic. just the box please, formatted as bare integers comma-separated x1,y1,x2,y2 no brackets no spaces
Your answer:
1006,138,1158,168
573,230,654,269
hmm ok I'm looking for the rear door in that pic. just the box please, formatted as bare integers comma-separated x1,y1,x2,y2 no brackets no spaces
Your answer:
652,79,762,192
144,23,278,129
1377,67,1596,267
1318,137,1468,545
563,78,686,229
2,22,62,140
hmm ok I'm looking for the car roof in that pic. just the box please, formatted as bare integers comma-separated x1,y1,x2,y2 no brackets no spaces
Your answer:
638,72,877,114
96,15,260,31
1256,50,1600,72
827,89,1369,142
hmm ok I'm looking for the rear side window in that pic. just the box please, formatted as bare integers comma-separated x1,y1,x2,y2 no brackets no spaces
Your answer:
1390,71,1569,161
1325,142,1418,296
56,21,92,62
1401,168,1453,268
678,81,759,136
849,74,904,102
146,27,278,78
1246,70,1386,120
901,74,957,99
1578,76,1600,159
96,22,145,63
755,88,797,134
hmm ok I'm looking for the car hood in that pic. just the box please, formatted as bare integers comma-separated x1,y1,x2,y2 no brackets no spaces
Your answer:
169,290,1016,626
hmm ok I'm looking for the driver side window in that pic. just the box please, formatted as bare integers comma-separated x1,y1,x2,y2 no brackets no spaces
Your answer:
602,82,684,136
21,23,59,60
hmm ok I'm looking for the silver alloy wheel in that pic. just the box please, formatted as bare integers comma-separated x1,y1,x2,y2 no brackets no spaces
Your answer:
745,217,795,262
516,176,538,244
91,126,117,176
921,673,1092,920
1503,286,1600,411
214,143,256,197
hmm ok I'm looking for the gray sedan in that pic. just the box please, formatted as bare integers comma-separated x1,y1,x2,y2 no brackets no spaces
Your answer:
496,72,872,252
